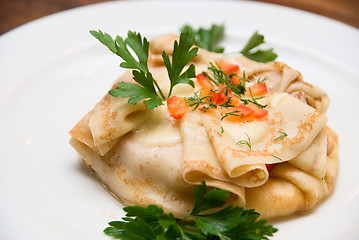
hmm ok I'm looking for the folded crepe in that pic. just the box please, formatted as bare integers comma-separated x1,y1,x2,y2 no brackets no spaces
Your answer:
69,34,338,219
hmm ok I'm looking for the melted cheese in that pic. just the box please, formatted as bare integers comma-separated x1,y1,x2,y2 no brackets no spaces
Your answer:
133,105,182,148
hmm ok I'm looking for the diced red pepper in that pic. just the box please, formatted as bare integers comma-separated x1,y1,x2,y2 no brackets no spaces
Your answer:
167,96,188,119
210,90,227,105
199,88,211,102
253,108,268,118
217,62,244,86
215,84,231,105
248,103,269,118
248,82,268,97
218,62,240,74
221,102,268,122
196,88,224,111
231,75,240,85
217,91,227,105
209,91,220,105
221,104,255,122
266,164,275,173
229,94,240,106
196,73,213,90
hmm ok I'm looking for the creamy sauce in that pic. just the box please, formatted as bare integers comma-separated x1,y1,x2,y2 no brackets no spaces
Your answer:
133,105,182,147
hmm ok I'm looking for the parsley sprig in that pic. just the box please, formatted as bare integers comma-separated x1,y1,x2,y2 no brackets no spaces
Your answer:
240,31,278,63
181,24,277,63
162,32,198,98
181,24,225,53
104,181,277,239
90,30,198,109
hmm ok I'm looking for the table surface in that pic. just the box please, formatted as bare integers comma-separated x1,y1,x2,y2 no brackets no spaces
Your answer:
0,0,358,35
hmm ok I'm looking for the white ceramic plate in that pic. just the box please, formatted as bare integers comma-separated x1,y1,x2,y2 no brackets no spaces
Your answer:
1,1,359,239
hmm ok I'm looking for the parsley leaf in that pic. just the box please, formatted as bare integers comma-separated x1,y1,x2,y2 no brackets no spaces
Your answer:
90,30,197,110
163,31,198,98
240,31,278,63
180,25,277,63
190,181,229,216
104,181,277,240
108,72,163,110
90,30,150,72
181,24,225,53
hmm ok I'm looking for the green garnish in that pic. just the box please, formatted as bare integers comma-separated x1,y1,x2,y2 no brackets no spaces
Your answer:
237,135,252,150
205,63,248,96
271,155,283,161
221,110,244,121
90,30,198,109
202,63,246,98
162,32,198,98
274,131,288,141
185,64,266,111
181,25,277,63
185,91,218,112
240,88,267,109
181,24,225,53
185,91,228,113
240,31,278,63
257,77,267,84
91,25,277,110
104,181,277,239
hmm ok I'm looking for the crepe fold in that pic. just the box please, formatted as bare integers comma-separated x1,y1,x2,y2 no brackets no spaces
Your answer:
245,126,338,219
69,34,338,219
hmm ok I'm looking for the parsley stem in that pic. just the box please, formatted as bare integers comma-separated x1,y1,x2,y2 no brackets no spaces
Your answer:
153,79,166,100
167,87,174,100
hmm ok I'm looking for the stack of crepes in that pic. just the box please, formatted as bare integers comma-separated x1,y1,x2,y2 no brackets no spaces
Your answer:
69,34,338,219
